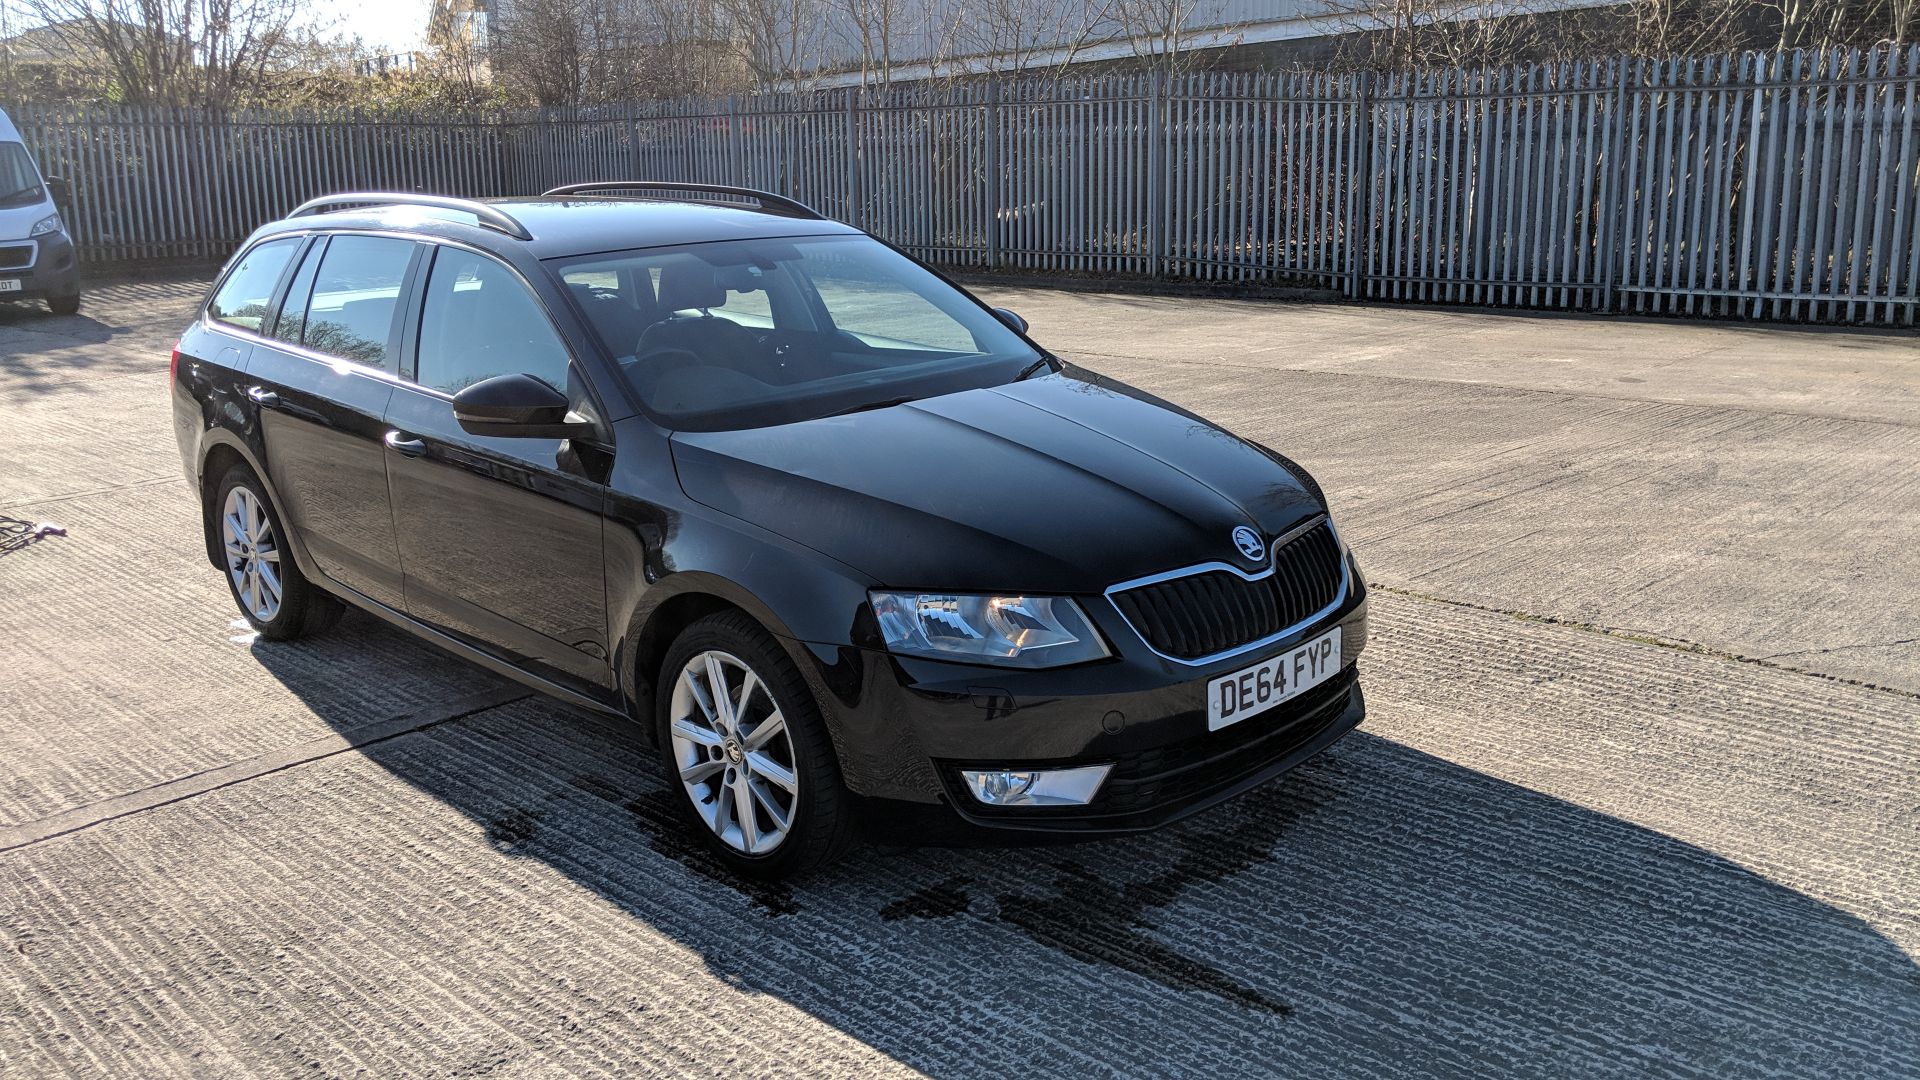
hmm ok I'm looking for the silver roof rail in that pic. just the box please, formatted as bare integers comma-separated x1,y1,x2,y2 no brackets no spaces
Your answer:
542,181,823,220
287,192,533,240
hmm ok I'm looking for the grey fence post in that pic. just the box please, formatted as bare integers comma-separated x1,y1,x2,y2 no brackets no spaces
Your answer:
628,110,643,180
1598,56,1634,313
1146,69,1166,279
727,95,743,185
985,82,1000,270
843,88,859,225
1347,71,1375,300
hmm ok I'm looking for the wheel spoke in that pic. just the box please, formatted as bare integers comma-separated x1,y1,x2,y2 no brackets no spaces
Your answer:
680,665,717,723
747,752,797,793
224,539,246,561
670,718,723,747
705,654,736,731
734,670,760,722
742,710,785,751
256,561,282,602
678,759,724,784
733,777,759,850
224,511,248,545
710,777,734,835
256,546,279,563
749,779,791,833
244,569,261,614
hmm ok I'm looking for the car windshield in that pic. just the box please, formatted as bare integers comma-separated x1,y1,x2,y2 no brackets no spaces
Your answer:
553,234,1044,431
0,143,45,208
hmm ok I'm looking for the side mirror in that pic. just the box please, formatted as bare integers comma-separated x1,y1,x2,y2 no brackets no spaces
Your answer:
452,373,596,439
43,176,71,209
992,307,1028,334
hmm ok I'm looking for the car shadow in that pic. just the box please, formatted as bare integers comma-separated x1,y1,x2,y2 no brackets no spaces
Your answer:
250,612,1920,1078
0,303,125,398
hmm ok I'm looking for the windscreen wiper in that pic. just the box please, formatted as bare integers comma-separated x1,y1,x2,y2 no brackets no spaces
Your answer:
824,395,918,418
1012,356,1055,381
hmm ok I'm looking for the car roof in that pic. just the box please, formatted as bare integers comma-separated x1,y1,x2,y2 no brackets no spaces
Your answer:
256,196,864,259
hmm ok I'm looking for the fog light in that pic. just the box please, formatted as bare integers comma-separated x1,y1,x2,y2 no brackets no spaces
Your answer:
960,764,1111,807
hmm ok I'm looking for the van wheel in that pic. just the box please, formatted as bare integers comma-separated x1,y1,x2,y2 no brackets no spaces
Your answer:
211,464,343,640
655,611,856,880
47,292,79,316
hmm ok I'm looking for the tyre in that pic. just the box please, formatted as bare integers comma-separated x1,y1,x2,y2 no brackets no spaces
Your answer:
47,292,79,316
655,611,856,879
211,464,343,640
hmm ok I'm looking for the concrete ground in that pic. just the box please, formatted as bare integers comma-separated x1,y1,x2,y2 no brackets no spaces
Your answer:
1,276,1915,1078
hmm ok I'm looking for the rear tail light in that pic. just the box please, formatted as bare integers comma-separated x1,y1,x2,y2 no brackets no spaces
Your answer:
169,343,181,382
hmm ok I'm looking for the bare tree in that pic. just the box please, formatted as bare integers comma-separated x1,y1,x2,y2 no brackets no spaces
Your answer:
714,0,828,88
1311,0,1916,72
831,0,907,84
1109,0,1232,77
17,0,306,105
946,0,1118,82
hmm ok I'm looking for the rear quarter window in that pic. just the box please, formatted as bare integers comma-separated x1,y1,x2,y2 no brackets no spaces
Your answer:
207,238,300,332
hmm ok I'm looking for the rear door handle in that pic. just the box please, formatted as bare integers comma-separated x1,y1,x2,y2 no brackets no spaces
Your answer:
246,385,279,408
384,431,428,457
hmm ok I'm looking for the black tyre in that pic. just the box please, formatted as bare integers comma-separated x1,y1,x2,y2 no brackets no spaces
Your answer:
654,611,857,879
211,464,343,640
47,292,79,316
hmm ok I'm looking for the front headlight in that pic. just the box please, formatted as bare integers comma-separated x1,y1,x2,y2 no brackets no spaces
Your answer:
870,591,1110,668
29,213,62,238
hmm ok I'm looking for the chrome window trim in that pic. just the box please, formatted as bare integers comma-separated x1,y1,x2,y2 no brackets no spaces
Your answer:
1103,514,1350,668
203,229,617,441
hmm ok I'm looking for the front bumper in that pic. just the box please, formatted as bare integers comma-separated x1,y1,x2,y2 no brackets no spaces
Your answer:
0,232,80,301
799,561,1369,839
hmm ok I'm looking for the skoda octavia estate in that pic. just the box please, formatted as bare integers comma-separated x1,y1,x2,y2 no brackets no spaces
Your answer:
171,184,1369,879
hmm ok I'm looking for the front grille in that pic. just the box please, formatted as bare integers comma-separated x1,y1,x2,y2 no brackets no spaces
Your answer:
1093,666,1356,815
0,245,31,270
1111,518,1344,660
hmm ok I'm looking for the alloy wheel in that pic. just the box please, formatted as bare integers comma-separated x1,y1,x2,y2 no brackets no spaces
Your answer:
221,486,283,623
668,650,800,855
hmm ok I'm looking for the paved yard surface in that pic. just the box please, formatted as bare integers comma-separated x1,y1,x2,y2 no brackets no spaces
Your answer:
1,277,1915,1079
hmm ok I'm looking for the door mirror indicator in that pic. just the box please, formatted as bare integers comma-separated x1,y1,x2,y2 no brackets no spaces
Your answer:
992,307,1028,334
451,373,596,439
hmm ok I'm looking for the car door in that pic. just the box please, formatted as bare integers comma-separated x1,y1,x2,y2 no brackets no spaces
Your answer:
245,232,422,611
179,234,305,449
383,243,612,697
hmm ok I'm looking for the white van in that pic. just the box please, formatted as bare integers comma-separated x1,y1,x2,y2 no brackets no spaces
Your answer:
0,107,81,314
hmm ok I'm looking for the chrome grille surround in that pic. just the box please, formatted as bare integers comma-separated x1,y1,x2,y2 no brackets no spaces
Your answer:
1105,515,1350,666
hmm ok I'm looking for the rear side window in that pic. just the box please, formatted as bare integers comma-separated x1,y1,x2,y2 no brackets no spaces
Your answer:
207,238,299,332
292,235,415,370
416,247,570,395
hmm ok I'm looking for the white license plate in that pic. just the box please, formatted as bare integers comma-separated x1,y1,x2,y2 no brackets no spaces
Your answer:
0,279,20,293
1207,627,1342,731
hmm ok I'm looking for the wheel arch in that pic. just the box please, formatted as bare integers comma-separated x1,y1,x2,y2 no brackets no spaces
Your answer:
195,432,320,585
617,569,848,750
197,438,259,568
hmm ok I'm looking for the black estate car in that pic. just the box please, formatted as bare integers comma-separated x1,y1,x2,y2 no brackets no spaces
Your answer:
171,184,1369,879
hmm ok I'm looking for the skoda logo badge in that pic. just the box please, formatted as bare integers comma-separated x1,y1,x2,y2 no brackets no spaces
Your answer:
1231,525,1266,564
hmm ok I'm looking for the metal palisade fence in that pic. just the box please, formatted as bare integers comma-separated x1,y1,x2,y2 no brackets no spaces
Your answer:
12,45,1920,325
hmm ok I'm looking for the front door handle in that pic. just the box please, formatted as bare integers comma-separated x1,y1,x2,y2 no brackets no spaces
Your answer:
384,430,428,457
246,385,279,408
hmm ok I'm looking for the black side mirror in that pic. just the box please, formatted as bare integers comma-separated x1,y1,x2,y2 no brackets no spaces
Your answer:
44,176,71,211
992,307,1028,334
452,373,596,439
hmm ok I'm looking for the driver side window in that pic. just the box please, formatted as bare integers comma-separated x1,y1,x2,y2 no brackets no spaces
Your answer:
417,247,571,396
